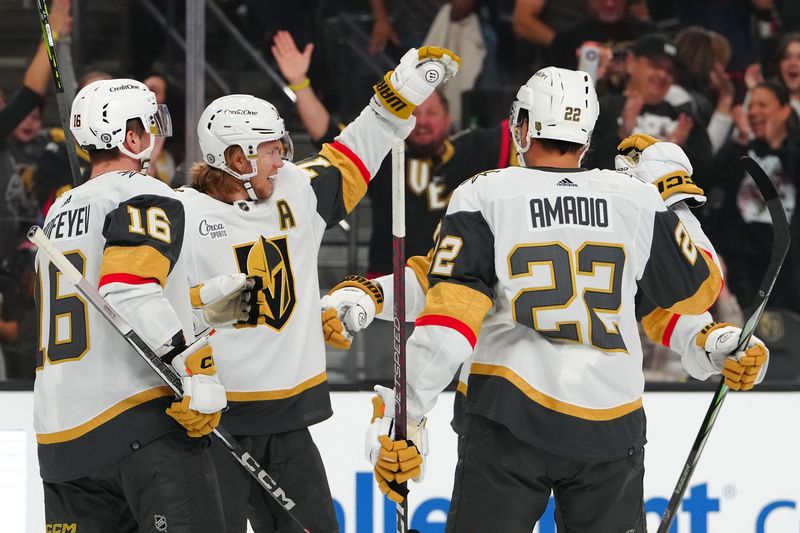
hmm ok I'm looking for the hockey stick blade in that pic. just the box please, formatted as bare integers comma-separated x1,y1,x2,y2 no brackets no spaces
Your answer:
657,156,790,532
28,226,312,533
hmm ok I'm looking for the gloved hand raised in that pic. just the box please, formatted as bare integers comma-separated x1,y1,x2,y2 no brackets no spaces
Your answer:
615,133,706,207
694,322,769,391
320,275,384,349
165,336,226,437
364,385,428,503
371,46,461,124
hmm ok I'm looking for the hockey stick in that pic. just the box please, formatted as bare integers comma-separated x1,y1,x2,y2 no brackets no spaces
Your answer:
391,139,409,533
34,0,83,187
27,226,313,533
657,156,791,532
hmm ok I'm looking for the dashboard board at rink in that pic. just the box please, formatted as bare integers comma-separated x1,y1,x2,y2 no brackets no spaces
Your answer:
1,391,798,532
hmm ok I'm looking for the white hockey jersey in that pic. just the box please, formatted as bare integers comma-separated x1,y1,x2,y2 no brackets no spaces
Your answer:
405,166,722,461
34,171,193,481
181,106,411,435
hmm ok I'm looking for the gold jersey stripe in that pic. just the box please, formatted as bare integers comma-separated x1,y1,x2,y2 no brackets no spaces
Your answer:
319,143,369,214
37,386,174,444
641,307,675,345
189,283,204,308
456,380,468,396
407,250,433,293
668,251,722,315
418,282,493,340
225,371,327,401
470,363,642,421
100,245,171,287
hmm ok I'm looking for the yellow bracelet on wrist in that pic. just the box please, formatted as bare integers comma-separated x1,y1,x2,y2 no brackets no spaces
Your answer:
288,77,311,92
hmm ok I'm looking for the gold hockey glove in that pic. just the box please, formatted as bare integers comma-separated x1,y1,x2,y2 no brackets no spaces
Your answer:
166,338,226,436
365,385,428,503
321,275,384,349
166,397,222,437
695,322,769,391
322,307,352,349
615,134,706,207
370,46,461,122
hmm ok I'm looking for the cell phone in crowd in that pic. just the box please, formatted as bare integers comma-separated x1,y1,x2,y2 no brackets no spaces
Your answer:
577,41,601,84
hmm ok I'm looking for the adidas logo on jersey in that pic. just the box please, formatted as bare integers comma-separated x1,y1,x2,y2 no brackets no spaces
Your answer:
556,177,578,187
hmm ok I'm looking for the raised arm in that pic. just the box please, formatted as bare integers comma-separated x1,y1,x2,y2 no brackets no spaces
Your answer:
512,0,556,47
271,30,331,142
0,0,72,138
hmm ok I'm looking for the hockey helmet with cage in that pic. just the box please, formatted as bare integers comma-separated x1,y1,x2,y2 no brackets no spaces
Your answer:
509,67,599,163
70,79,172,165
197,94,293,200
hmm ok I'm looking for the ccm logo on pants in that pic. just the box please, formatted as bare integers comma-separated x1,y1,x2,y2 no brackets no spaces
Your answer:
46,524,77,533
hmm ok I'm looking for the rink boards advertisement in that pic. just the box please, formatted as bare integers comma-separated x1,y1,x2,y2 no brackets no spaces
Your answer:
1,390,799,533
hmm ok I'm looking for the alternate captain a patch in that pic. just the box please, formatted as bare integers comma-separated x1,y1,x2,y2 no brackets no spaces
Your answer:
234,236,297,331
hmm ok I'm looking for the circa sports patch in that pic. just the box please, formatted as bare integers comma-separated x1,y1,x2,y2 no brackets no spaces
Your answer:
197,219,228,240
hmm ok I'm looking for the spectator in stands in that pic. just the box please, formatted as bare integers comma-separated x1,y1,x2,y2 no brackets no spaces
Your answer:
0,0,71,262
512,0,589,48
423,0,501,126
367,0,443,56
542,0,655,89
673,0,762,72
586,34,713,179
669,27,737,154
513,0,649,47
767,32,800,117
707,81,800,314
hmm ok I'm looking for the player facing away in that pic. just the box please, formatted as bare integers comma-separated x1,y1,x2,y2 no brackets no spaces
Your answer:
176,47,460,532
360,66,737,533
324,139,772,395
327,136,772,508
35,79,229,532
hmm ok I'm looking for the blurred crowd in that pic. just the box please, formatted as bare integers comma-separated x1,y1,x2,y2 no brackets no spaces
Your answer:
1,0,799,383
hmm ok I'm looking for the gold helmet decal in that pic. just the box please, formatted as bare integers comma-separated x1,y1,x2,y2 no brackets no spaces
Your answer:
236,235,296,330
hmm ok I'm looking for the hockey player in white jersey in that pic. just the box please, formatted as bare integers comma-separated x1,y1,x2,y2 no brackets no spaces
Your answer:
177,47,460,532
35,79,230,532
323,136,771,398
346,66,769,533
325,137,772,508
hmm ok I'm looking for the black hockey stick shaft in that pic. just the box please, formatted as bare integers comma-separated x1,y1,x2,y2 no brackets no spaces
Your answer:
392,140,409,532
34,0,83,187
657,156,790,532
27,226,313,533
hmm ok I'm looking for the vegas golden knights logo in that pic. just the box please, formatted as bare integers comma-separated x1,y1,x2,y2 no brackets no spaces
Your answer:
234,236,296,331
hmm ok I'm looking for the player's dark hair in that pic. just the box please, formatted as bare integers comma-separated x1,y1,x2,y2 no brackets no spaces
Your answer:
88,118,147,164
535,138,585,154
